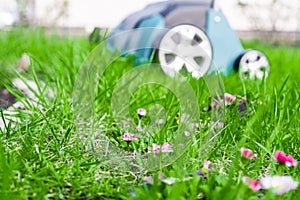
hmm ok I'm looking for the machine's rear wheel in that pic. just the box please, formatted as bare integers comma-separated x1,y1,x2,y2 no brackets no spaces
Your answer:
158,25,212,79
239,50,270,80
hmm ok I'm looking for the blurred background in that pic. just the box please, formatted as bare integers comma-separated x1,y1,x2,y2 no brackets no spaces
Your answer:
0,0,300,44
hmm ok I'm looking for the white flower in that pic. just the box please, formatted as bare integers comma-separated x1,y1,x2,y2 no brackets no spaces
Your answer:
184,131,190,137
161,177,178,185
260,176,298,195
161,177,192,185
137,108,147,117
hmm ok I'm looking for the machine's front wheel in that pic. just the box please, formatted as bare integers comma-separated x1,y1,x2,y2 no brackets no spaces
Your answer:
158,25,212,79
239,50,270,80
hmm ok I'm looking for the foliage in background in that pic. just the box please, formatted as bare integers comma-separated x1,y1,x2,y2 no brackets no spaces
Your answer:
237,0,300,43
15,0,69,27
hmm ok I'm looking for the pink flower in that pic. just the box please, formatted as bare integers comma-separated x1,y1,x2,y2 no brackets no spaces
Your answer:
241,148,257,159
203,107,210,112
148,143,173,153
158,172,165,179
121,133,131,141
131,135,138,140
143,176,153,184
273,150,298,167
217,122,224,129
161,142,173,152
212,99,221,109
203,160,211,169
157,119,164,125
17,53,30,72
180,114,187,123
136,126,143,132
152,144,161,153
202,96,220,112
203,93,249,113
121,133,138,142
137,108,147,117
242,177,261,192
260,176,298,195
197,160,211,177
190,123,199,130
224,93,237,105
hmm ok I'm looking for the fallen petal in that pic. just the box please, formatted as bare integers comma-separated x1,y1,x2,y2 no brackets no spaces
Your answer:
260,176,298,195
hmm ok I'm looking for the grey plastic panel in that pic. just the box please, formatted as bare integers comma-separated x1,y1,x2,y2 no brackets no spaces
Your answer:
121,2,169,29
165,6,208,29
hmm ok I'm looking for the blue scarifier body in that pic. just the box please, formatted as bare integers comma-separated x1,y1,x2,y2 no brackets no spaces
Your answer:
107,0,266,78
206,10,245,75
134,14,165,65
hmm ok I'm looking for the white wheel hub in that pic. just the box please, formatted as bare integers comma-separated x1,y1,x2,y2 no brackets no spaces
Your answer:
239,50,270,80
158,25,212,79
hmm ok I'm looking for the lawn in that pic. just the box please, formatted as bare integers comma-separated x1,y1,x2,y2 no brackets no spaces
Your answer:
0,28,299,199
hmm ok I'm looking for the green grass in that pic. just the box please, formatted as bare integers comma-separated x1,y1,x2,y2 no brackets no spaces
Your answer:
0,28,299,199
